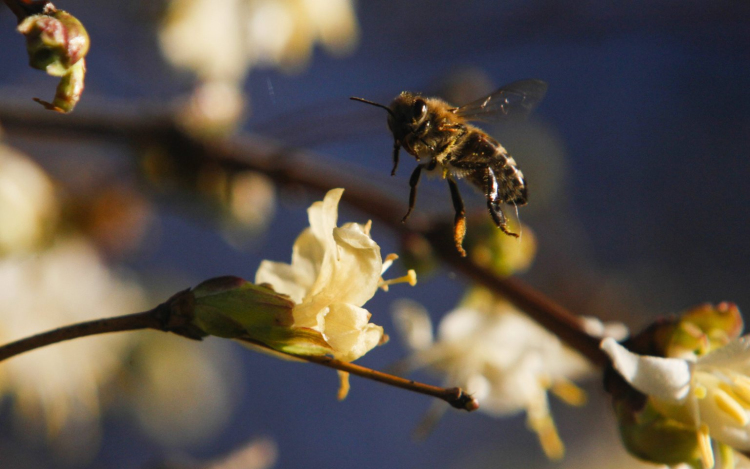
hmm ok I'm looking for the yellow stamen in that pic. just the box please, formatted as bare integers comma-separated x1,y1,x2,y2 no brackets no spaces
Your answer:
719,382,750,409
528,415,565,460
714,388,749,426
550,379,587,407
362,219,373,236
381,253,399,274
379,269,417,291
695,383,708,399
337,371,350,401
731,375,750,406
717,442,735,469
698,423,715,469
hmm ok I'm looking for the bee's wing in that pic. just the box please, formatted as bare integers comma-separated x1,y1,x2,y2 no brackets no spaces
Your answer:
453,79,548,122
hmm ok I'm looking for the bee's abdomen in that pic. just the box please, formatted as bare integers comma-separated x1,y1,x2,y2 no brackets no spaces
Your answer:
452,131,527,205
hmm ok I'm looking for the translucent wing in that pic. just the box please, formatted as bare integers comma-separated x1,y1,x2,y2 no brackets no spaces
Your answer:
453,79,548,122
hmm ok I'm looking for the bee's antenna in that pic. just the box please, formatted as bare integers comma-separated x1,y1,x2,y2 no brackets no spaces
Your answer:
350,97,396,118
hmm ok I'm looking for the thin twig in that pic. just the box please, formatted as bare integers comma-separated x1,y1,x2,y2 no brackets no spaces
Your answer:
2,0,48,22
238,338,477,411
0,304,478,410
0,309,161,362
0,103,608,367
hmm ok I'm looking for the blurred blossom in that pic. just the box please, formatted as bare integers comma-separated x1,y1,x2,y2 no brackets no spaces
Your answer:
159,0,359,129
393,288,609,459
466,219,537,277
205,436,277,469
75,183,155,256
256,188,415,364
602,303,750,469
121,333,242,448
0,144,59,255
223,171,276,243
0,237,145,457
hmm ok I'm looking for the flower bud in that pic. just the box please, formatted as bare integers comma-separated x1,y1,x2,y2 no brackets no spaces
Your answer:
464,219,536,276
603,303,746,468
17,6,89,76
33,58,85,113
17,5,89,113
190,276,333,356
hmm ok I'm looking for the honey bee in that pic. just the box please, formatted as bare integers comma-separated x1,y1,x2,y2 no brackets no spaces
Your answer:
351,79,548,256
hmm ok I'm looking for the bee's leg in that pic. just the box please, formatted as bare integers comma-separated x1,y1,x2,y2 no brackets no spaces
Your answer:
486,168,519,238
402,164,424,223
447,176,467,257
391,141,401,176
402,159,437,223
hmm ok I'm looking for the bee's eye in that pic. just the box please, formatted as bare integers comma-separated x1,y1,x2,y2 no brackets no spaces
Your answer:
412,98,427,121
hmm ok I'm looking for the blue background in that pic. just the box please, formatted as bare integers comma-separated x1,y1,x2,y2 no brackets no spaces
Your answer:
1,1,749,468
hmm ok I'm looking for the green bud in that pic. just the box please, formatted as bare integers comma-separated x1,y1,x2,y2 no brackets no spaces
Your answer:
463,219,536,277
33,58,85,113
190,276,333,356
17,5,89,113
614,396,701,467
17,6,89,76
604,302,744,467
663,302,743,358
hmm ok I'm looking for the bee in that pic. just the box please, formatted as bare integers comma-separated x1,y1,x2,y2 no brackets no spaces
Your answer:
351,79,548,256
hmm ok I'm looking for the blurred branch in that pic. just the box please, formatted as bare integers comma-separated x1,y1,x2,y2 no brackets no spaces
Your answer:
0,103,608,367
2,0,48,22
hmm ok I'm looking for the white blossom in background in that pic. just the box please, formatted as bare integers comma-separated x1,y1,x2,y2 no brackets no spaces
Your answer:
0,144,58,255
0,238,145,454
159,0,359,130
256,188,414,363
603,336,750,469
393,289,614,459
122,332,243,448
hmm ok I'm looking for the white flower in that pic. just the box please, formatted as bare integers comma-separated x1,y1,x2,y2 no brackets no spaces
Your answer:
255,188,405,363
0,144,58,254
159,0,359,129
602,336,750,467
0,238,145,448
393,290,594,459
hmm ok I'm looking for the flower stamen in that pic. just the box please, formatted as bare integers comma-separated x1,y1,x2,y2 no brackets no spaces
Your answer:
337,370,351,401
381,253,399,275
730,375,750,405
528,414,565,460
719,382,750,409
550,379,587,407
698,423,715,469
378,269,417,292
713,388,749,426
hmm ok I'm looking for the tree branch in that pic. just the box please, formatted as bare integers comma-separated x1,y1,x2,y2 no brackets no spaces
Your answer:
0,103,608,367
0,304,478,411
2,0,48,22
0,309,162,361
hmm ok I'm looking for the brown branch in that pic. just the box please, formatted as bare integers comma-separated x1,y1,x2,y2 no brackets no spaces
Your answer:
239,338,478,411
2,0,48,22
0,302,477,411
0,309,162,361
0,103,608,367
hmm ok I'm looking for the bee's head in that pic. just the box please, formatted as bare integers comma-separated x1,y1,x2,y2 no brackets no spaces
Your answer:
386,92,429,143
349,93,429,144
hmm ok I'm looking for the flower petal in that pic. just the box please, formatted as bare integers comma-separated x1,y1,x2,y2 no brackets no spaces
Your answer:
254,259,308,304
323,302,383,362
601,337,692,402
391,299,434,351
698,336,750,369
